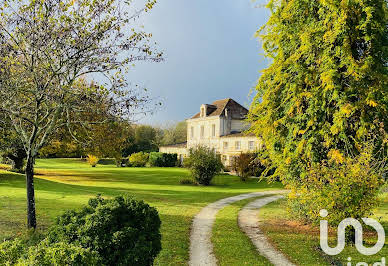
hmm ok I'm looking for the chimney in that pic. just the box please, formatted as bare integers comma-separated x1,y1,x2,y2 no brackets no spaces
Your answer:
200,104,206,117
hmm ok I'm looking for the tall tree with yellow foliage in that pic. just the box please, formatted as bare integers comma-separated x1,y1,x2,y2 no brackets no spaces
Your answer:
249,0,387,223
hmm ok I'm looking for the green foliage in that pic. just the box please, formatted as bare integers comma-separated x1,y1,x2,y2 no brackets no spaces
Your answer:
19,240,100,266
186,146,223,186
39,140,84,159
122,125,163,156
288,146,385,225
0,0,162,229
0,114,26,172
47,195,161,266
0,238,97,266
179,178,197,185
161,121,187,146
128,152,149,167
0,238,26,265
149,152,178,167
232,153,264,181
249,0,388,221
97,158,116,165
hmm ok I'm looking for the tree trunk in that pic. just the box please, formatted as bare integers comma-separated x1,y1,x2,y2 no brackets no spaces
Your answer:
25,155,37,229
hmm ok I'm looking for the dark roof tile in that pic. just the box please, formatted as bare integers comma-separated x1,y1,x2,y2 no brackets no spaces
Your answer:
190,98,248,119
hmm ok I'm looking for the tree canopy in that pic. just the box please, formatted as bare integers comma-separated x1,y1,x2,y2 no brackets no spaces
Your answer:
249,0,387,183
249,0,388,223
0,0,162,228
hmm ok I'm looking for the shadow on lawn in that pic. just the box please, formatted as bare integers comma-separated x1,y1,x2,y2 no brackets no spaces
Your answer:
0,170,283,206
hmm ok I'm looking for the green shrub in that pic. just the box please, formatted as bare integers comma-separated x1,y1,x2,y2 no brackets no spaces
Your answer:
186,146,223,185
149,152,177,167
148,152,163,166
232,153,264,181
182,157,191,168
0,238,26,265
47,195,161,266
128,152,149,167
19,240,100,266
287,147,385,226
97,158,116,165
179,178,197,185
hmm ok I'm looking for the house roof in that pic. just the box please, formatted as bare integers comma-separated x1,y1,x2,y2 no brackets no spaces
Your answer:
190,98,248,120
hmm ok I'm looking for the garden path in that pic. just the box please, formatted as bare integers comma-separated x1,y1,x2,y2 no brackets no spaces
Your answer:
238,195,296,266
188,190,289,266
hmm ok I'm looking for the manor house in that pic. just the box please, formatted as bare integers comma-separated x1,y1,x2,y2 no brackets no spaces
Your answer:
159,98,262,166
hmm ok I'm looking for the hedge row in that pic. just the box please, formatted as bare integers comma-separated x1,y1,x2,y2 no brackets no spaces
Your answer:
128,152,178,167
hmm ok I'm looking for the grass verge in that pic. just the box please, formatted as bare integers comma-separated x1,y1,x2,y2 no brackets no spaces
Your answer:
212,196,273,266
259,196,388,266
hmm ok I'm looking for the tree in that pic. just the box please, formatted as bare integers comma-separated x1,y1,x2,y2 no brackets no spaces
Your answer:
162,121,187,145
87,121,133,166
124,125,160,154
0,114,26,172
249,0,387,221
0,0,162,229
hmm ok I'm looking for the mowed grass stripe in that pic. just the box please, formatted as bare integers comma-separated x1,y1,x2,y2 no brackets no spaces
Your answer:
259,198,388,266
212,196,273,266
0,158,283,265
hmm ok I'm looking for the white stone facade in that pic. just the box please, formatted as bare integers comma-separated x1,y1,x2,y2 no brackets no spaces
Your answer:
159,98,262,166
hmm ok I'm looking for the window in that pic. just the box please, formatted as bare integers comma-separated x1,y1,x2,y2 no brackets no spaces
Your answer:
212,124,216,137
235,141,241,150
249,141,255,150
223,142,228,150
200,125,204,138
191,127,194,139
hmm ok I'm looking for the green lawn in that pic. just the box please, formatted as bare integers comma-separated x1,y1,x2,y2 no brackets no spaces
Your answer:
212,196,273,266
0,158,283,265
259,197,388,266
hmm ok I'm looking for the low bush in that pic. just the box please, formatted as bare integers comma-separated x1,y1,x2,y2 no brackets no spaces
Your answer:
0,238,26,265
185,146,223,185
128,152,149,167
232,153,264,181
179,178,197,185
149,152,177,167
182,157,191,168
86,155,99,167
97,158,116,165
47,195,161,266
287,147,385,226
19,240,100,266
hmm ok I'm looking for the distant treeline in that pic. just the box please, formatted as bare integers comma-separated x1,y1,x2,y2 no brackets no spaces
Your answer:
38,121,187,159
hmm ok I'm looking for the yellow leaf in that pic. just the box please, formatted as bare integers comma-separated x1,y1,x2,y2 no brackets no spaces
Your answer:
367,100,378,107
328,149,344,164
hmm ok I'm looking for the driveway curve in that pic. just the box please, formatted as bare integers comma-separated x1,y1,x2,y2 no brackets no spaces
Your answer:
188,190,286,266
238,195,296,266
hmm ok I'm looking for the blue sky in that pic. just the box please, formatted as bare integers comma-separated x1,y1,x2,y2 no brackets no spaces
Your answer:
130,0,270,126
